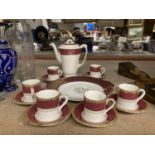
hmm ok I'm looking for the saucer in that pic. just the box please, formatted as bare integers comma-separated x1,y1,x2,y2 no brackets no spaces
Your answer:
86,72,105,78
110,94,147,114
72,103,117,128
13,91,36,106
26,104,71,126
41,74,63,82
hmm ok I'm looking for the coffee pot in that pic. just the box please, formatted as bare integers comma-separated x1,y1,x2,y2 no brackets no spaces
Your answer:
50,39,88,77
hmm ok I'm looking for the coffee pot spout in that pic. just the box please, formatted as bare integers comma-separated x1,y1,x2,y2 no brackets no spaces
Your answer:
50,42,61,64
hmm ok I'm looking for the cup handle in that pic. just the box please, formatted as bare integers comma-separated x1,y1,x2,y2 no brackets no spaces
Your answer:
101,67,106,75
58,69,63,76
30,88,35,100
105,98,116,113
137,89,145,103
58,95,68,111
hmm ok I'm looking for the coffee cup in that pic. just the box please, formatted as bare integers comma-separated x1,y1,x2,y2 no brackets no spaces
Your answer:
82,90,115,123
35,89,68,122
117,83,146,110
89,64,105,78
22,79,41,103
47,66,62,81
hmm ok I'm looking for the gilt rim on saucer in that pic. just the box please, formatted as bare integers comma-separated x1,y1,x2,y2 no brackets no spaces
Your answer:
26,104,71,127
110,94,147,114
72,103,117,128
13,91,36,106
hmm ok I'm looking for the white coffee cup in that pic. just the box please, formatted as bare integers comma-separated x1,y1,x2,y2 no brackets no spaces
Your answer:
35,89,68,122
82,90,115,123
47,66,62,81
117,83,145,110
89,64,105,78
21,79,41,103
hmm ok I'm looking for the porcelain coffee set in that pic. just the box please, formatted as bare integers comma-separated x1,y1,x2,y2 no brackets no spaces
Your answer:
14,39,147,127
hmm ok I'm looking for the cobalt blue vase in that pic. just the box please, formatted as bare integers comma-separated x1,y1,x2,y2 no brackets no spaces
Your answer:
0,23,17,92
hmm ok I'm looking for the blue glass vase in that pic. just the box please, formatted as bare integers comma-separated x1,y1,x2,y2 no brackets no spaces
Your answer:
0,23,17,92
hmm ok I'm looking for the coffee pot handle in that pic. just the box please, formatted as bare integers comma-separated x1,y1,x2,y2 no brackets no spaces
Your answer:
137,89,145,102
58,95,68,111
105,98,116,113
78,44,88,68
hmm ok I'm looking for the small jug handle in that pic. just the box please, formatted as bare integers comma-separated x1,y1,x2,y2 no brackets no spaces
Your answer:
78,44,88,68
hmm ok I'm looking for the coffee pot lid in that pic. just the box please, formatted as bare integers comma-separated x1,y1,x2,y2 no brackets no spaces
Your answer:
59,39,80,50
